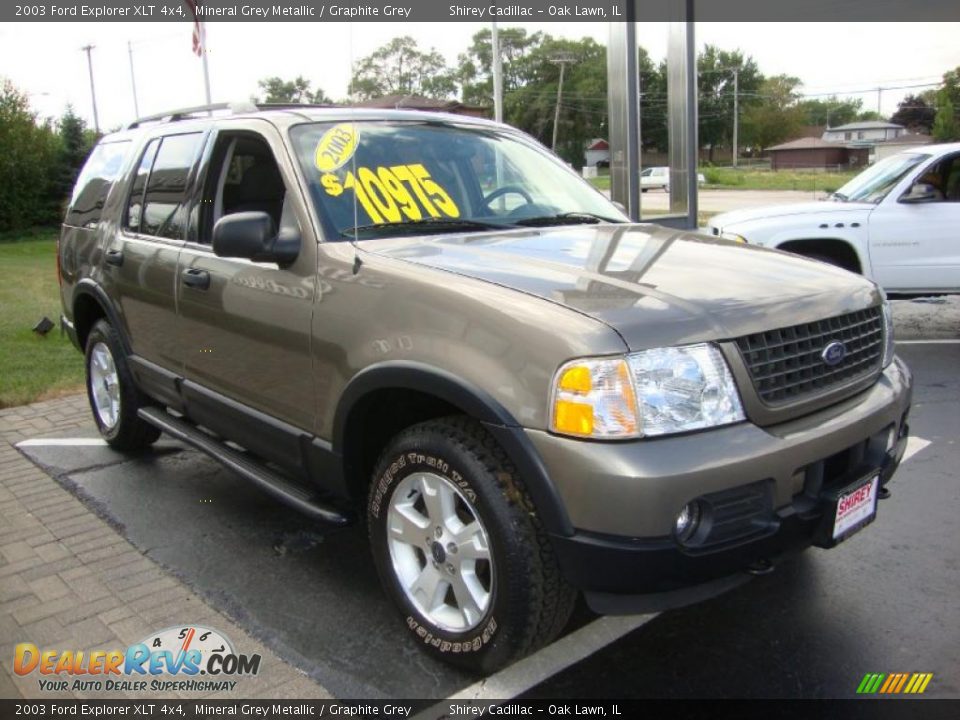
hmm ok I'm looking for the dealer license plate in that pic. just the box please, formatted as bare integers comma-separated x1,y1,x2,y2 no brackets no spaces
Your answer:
833,476,879,540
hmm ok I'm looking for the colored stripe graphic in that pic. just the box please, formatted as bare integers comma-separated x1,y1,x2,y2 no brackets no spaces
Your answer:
857,673,886,694
857,672,933,694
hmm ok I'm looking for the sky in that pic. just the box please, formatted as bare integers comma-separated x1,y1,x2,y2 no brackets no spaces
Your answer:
0,21,956,132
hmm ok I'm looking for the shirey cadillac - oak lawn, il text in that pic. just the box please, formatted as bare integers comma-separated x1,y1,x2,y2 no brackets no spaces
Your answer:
58,104,911,672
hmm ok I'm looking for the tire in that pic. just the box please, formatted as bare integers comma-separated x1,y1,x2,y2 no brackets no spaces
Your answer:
367,417,576,672
84,319,160,452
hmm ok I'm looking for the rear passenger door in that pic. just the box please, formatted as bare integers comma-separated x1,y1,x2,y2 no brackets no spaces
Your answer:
105,131,205,385
175,122,318,466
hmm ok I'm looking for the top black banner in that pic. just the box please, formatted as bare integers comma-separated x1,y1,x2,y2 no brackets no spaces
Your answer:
5,0,960,23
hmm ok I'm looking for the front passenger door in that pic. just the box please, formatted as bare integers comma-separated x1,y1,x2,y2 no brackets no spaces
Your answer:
175,124,318,471
868,153,960,292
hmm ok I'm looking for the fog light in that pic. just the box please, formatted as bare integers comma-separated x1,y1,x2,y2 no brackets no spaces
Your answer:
674,502,702,542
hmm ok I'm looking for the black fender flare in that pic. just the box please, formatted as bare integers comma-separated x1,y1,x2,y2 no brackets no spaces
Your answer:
73,279,131,354
333,361,575,537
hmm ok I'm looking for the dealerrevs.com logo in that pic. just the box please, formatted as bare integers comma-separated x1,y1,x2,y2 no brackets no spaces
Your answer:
14,625,261,693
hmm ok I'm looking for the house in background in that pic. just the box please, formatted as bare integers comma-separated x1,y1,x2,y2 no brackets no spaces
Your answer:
822,121,906,145
584,139,610,167
766,137,869,170
873,133,934,162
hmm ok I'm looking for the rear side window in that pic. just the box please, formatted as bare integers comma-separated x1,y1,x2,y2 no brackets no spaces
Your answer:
125,133,203,239
64,141,131,228
125,138,160,232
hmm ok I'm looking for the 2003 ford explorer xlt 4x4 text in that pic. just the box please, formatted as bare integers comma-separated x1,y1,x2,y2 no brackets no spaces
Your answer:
58,104,913,672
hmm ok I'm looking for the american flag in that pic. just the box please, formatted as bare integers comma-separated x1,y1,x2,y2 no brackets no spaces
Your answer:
184,0,204,57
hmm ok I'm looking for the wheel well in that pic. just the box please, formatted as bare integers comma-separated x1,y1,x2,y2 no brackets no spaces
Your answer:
73,293,107,350
778,239,862,274
341,388,463,504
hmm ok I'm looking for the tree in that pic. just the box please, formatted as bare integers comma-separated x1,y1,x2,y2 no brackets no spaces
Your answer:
256,76,332,105
349,37,457,100
939,66,960,110
697,46,763,162
0,78,62,232
638,50,668,152
932,92,958,142
890,94,936,134
456,30,610,167
457,27,544,107
740,75,805,151
931,66,960,141
53,106,95,210
798,96,863,128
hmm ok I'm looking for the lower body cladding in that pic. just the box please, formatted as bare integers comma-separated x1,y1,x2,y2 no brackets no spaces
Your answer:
530,358,913,614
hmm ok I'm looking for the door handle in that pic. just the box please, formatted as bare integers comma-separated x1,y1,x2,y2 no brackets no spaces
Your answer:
181,268,211,290
105,249,124,267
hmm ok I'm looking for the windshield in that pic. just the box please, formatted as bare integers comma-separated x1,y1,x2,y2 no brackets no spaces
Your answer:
290,121,627,238
832,152,931,204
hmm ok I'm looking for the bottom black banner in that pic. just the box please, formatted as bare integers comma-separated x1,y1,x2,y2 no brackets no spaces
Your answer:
2,699,960,720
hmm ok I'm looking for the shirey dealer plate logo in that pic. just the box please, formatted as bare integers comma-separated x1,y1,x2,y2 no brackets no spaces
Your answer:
14,625,261,693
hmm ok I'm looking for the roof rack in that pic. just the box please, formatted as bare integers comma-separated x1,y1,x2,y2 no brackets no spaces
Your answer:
124,101,336,130
126,102,252,129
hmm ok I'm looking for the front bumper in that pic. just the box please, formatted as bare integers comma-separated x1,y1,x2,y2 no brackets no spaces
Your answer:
530,357,912,612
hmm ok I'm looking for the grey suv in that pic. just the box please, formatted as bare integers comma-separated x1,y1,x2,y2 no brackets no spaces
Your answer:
59,104,912,672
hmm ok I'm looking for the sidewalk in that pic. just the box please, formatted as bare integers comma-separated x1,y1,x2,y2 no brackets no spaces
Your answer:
0,394,331,700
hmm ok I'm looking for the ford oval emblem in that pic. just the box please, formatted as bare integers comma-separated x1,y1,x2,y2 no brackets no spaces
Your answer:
821,341,847,367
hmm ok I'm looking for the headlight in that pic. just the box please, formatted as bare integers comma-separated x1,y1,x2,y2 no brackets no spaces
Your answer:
550,357,639,438
550,343,745,439
881,294,895,368
721,232,747,244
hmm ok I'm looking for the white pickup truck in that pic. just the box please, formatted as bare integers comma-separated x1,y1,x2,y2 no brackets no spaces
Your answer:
708,142,960,296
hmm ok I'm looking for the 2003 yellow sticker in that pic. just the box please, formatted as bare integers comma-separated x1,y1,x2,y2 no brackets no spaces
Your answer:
314,123,359,172
321,163,460,224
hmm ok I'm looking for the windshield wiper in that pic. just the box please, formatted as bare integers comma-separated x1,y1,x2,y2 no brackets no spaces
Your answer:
341,218,513,238
829,191,849,202
511,211,623,227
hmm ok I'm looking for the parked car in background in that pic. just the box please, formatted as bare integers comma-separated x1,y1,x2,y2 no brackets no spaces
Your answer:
709,143,960,296
641,166,706,192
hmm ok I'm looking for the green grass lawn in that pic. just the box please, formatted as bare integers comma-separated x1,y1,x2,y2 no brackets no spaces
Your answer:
0,231,85,408
701,167,858,193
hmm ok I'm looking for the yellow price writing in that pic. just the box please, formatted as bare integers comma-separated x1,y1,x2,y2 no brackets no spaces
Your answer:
320,164,460,225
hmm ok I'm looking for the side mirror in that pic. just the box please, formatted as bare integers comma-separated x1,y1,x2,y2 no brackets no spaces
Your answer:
900,182,941,204
212,212,300,266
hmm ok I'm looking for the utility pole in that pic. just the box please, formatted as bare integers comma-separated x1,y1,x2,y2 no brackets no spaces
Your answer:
550,52,576,153
127,41,140,119
732,68,739,168
877,86,882,115
491,22,503,123
81,44,100,133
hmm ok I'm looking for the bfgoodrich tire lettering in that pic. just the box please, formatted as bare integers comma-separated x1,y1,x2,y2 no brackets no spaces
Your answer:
84,319,160,452
367,417,575,672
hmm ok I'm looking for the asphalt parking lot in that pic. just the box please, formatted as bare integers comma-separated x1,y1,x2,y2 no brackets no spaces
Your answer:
8,297,960,701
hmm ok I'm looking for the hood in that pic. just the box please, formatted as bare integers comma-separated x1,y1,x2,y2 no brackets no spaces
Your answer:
711,200,874,230
361,224,880,351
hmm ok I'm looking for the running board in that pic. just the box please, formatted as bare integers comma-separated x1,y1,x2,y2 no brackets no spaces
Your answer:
138,407,350,526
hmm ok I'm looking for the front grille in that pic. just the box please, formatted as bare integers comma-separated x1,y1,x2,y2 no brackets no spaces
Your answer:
736,307,883,404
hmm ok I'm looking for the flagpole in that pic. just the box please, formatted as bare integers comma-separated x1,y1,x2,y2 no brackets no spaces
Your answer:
127,41,140,118
200,23,211,104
